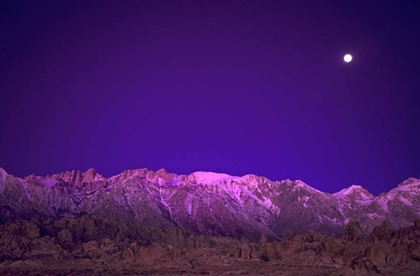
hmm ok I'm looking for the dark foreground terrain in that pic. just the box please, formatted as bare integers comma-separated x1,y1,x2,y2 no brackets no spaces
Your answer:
1,215,420,275
1,260,420,276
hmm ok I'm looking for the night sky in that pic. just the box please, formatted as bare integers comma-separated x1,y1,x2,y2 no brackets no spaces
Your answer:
1,1,419,195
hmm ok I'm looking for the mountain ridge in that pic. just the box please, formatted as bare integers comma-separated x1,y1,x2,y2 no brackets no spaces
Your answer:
0,167,419,241
8,167,418,196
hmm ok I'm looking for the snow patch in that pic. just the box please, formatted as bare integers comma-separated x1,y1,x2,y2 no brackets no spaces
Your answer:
398,196,413,206
235,174,266,189
145,175,166,186
166,177,183,186
159,189,174,219
333,185,373,200
212,179,281,216
393,181,420,192
185,194,193,215
38,178,60,188
93,174,104,182
113,194,125,207
125,194,135,213
189,171,239,185
367,213,375,219
223,181,244,205
355,199,373,206
333,185,361,199
270,205,281,216
323,216,338,224
295,180,324,194
398,178,420,187
386,191,397,200
376,197,389,212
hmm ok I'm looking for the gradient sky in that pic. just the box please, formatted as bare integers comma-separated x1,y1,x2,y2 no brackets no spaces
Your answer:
1,1,419,195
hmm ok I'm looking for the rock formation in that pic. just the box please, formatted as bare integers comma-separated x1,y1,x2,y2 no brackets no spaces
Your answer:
0,216,419,275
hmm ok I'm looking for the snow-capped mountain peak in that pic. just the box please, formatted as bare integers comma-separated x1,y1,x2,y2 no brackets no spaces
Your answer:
333,185,374,200
391,178,420,194
295,179,325,194
398,177,420,186
187,171,239,185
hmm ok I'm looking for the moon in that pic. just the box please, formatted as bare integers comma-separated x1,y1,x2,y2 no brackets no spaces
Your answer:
344,54,352,62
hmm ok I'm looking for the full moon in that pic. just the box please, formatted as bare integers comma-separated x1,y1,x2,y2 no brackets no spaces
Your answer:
344,54,352,62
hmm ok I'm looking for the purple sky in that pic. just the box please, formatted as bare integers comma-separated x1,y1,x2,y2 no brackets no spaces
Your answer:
1,1,419,195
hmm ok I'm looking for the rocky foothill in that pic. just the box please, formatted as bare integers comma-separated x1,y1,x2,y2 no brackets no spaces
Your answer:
0,215,419,275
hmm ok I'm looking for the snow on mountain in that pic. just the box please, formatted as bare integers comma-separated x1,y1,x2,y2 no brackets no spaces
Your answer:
398,177,420,187
166,177,183,186
398,195,413,206
394,177,420,193
294,179,325,195
38,178,60,188
333,185,374,200
375,196,389,212
187,171,239,185
333,185,374,205
375,178,420,210
333,185,360,199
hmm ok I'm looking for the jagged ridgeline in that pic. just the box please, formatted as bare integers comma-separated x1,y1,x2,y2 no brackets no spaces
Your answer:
1,167,420,241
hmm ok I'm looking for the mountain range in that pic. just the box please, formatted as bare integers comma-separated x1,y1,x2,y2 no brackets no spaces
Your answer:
1,167,419,241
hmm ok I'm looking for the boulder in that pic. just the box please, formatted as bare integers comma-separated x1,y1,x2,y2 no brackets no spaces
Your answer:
240,242,251,260
364,242,390,267
287,250,318,266
369,219,394,243
340,256,380,275
134,244,169,266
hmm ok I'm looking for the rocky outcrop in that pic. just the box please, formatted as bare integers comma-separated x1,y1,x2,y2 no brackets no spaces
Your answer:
343,217,366,243
0,217,420,275
368,219,394,243
340,256,380,275
246,218,420,273
240,242,251,260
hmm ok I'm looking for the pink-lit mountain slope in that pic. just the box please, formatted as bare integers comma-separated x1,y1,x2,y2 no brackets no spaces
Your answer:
0,167,419,241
